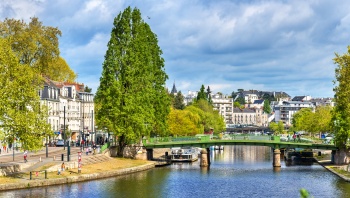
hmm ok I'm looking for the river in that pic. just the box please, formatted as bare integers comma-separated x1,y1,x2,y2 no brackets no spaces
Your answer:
1,146,350,198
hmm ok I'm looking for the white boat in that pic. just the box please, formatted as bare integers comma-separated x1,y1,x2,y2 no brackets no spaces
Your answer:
170,147,199,162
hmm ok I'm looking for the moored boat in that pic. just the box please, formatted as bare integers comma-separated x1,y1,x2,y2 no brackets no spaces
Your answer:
170,147,199,162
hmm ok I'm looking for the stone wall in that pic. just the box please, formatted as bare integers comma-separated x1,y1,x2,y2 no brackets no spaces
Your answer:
0,162,36,176
0,162,156,191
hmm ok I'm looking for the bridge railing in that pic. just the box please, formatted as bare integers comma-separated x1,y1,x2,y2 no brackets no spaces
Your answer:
144,135,283,144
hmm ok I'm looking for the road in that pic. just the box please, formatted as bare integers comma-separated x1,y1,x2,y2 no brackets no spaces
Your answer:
0,146,82,163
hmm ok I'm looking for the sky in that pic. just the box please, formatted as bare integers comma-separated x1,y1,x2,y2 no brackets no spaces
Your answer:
1,0,350,98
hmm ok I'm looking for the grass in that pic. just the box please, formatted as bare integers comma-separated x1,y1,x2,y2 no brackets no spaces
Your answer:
0,158,150,182
328,166,350,178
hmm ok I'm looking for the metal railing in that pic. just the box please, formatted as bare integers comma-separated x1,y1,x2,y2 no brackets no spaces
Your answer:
100,142,110,153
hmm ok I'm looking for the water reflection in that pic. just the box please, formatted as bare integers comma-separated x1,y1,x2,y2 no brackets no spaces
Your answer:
1,146,350,198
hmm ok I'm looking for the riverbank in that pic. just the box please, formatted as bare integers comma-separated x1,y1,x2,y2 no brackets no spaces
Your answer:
0,158,155,191
314,153,350,182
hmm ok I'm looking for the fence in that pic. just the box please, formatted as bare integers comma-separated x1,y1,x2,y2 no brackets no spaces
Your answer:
29,170,47,180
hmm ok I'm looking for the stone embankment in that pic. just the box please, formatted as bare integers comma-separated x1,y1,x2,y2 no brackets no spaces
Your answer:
0,147,157,191
0,162,155,191
314,151,350,182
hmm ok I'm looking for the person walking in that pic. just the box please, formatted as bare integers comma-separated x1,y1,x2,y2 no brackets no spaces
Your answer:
85,147,89,155
24,150,28,163
292,133,296,142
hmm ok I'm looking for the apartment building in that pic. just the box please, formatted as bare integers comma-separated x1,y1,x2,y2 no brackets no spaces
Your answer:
40,79,94,143
274,101,315,126
212,93,233,124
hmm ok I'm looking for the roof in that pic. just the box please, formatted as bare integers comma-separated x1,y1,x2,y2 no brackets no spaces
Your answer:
253,99,264,104
233,107,256,113
292,96,306,101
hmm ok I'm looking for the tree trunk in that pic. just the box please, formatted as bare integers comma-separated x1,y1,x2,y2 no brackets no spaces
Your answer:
117,135,126,157
334,148,350,165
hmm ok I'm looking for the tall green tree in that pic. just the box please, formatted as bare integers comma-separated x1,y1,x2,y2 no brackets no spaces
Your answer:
0,38,52,151
207,86,212,104
197,85,207,101
173,91,185,110
332,46,350,155
263,100,271,114
95,7,170,156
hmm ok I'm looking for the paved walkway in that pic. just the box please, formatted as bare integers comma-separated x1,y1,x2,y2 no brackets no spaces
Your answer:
0,145,114,176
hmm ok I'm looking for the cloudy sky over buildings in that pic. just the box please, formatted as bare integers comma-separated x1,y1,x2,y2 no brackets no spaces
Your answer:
1,0,350,98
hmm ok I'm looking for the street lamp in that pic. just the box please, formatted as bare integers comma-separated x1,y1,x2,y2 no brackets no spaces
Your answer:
94,125,98,145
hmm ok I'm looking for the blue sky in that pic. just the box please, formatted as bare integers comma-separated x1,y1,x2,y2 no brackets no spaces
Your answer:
1,0,350,98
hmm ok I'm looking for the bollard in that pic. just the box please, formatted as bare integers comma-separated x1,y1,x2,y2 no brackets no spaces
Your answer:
45,170,47,179
30,172,32,180
61,154,64,161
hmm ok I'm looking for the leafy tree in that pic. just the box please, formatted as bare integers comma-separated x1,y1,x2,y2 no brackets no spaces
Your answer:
197,85,207,101
292,106,332,138
263,100,271,114
0,38,52,151
236,97,245,105
0,17,76,81
46,57,77,82
207,86,212,104
291,108,314,132
233,101,241,108
168,108,202,136
231,91,238,100
189,99,226,133
84,86,92,93
173,91,185,110
332,46,350,152
269,121,284,135
262,93,275,101
95,7,170,156
313,106,332,135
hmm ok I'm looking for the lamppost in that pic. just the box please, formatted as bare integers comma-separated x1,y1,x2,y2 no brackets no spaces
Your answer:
94,126,98,145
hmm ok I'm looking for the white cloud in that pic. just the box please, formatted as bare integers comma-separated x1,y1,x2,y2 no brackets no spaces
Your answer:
2,0,350,97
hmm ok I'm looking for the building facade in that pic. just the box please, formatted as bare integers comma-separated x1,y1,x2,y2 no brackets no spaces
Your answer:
40,79,95,144
274,101,315,126
212,94,233,124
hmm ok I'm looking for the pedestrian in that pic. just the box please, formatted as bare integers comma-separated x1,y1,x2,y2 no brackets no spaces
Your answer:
292,133,296,142
24,150,28,163
61,162,65,172
86,147,89,155
93,144,97,155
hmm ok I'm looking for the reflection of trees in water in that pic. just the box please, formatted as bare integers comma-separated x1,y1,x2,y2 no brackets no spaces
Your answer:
111,168,171,197
219,145,272,163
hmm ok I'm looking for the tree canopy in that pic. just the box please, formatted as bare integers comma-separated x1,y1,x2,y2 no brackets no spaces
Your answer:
269,121,284,135
263,100,271,114
332,46,350,149
0,17,76,82
95,7,170,156
173,91,185,110
0,38,52,151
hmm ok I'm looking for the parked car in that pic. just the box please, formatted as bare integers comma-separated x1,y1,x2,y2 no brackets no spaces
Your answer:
56,139,64,147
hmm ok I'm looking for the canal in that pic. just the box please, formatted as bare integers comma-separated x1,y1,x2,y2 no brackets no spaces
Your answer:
1,146,350,198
